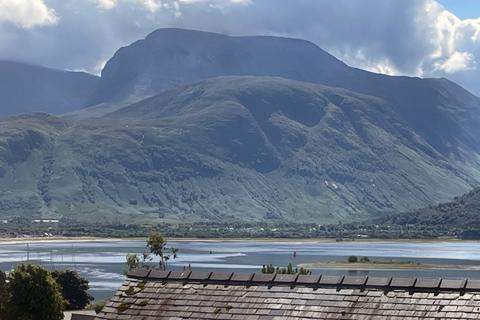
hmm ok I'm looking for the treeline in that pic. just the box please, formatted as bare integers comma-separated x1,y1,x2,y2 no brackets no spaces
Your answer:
0,218,465,239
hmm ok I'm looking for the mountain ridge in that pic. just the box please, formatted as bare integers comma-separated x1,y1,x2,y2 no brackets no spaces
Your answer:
0,61,99,118
1,76,479,224
1,29,480,225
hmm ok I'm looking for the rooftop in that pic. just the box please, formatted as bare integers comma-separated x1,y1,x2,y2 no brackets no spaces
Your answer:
95,269,480,319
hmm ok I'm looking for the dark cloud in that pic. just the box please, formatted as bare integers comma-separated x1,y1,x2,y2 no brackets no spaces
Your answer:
0,0,478,94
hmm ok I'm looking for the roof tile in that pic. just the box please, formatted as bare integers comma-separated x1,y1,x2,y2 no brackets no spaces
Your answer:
210,272,233,281
319,275,343,285
342,276,367,286
252,273,275,283
126,268,150,278
415,278,441,289
168,270,191,280
366,277,391,287
231,273,254,282
189,271,212,281
148,270,170,280
440,279,466,290
465,280,480,291
296,274,320,284
273,274,298,284
390,277,416,288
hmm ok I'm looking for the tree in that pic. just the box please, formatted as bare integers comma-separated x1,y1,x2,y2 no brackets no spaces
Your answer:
52,270,93,310
0,270,7,317
147,232,177,270
4,264,66,320
348,255,358,263
125,253,141,271
261,263,311,275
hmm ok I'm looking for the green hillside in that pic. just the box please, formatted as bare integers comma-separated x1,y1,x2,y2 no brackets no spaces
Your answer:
1,77,479,224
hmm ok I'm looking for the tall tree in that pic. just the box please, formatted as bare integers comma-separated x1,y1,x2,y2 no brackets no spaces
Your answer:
52,270,93,310
147,232,177,270
5,264,66,320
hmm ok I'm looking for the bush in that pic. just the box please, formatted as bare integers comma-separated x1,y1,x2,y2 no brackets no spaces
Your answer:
347,256,358,263
261,263,311,275
360,256,370,263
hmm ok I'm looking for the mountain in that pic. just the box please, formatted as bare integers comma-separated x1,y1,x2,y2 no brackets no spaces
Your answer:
0,61,99,118
90,28,348,104
89,29,480,161
1,76,480,224
381,187,480,230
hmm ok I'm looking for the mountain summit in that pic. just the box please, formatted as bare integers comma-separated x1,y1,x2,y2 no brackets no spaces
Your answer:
90,28,350,104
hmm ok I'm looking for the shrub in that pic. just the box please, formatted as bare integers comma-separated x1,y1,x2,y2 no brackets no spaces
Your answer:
347,256,358,263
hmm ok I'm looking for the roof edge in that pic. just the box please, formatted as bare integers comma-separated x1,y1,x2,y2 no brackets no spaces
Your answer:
127,269,479,293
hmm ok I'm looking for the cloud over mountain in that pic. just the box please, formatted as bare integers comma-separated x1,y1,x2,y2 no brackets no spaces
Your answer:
0,0,479,93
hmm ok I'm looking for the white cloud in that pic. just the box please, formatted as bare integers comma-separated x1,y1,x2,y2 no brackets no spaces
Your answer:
0,0,57,28
420,1,479,75
434,51,476,74
135,0,162,12
96,0,118,10
94,0,249,12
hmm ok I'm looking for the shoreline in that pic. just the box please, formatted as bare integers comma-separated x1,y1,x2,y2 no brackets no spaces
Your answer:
0,236,477,245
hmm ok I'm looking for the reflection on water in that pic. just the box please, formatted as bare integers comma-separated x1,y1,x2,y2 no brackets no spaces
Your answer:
1,240,480,300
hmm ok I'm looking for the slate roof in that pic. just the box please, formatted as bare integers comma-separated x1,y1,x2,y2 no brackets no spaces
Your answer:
95,269,480,319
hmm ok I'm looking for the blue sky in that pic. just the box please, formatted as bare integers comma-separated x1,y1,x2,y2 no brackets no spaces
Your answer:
439,0,480,19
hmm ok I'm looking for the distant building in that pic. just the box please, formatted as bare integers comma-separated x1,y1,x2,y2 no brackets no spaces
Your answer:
95,269,480,319
33,219,60,223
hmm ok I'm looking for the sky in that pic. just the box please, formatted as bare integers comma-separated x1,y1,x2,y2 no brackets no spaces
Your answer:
0,0,479,95
439,0,480,19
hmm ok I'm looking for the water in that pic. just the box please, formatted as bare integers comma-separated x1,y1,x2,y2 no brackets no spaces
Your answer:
1,239,480,300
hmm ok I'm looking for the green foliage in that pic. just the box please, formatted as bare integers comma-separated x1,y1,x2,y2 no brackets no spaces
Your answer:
262,264,276,274
117,302,131,313
0,270,7,317
124,286,136,296
348,256,358,263
52,270,93,310
360,256,370,263
125,253,141,271
147,231,177,270
4,264,66,320
261,263,311,275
